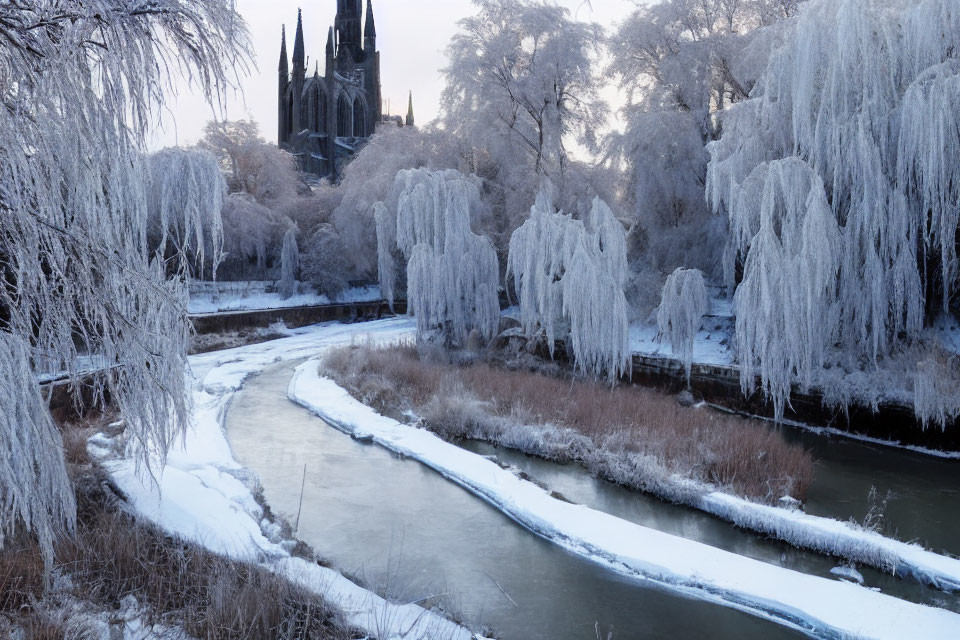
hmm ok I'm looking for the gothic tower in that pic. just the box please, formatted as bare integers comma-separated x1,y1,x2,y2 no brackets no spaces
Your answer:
278,25,289,144
335,0,363,62
291,9,305,134
278,1,383,181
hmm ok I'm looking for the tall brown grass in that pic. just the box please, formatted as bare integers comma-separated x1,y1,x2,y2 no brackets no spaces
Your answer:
0,422,357,640
323,344,814,502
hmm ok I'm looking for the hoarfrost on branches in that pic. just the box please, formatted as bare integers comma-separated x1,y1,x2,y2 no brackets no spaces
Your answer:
914,349,960,430
657,268,709,384
0,0,250,563
508,188,630,381
706,0,960,425
385,168,500,346
146,148,227,279
279,227,299,299
0,335,76,568
374,201,398,308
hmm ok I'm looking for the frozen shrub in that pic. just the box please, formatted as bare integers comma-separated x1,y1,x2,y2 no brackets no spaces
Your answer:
146,148,227,279
657,268,709,384
278,227,299,299
301,224,352,299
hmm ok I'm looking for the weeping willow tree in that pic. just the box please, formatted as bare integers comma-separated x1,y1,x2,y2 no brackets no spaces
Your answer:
385,168,500,347
707,0,960,425
279,227,300,299
507,188,630,381
146,148,227,280
657,268,709,385
0,1,250,566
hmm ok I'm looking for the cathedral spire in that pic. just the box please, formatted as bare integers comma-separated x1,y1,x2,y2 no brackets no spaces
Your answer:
292,8,305,70
335,0,363,60
278,25,288,75
365,0,377,41
406,91,415,127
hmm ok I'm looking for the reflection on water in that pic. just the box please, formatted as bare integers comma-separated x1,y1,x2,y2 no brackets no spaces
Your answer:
226,362,809,640
778,426,960,557
459,440,960,614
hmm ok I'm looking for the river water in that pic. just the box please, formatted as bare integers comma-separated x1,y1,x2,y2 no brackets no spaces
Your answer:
226,363,810,639
779,426,960,557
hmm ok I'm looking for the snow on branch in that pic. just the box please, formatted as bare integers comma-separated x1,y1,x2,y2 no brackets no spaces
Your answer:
657,268,709,384
0,0,250,564
0,335,76,568
146,148,227,279
706,0,960,425
508,188,630,381
384,168,500,346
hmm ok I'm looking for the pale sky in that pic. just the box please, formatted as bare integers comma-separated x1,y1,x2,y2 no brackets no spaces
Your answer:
151,0,640,150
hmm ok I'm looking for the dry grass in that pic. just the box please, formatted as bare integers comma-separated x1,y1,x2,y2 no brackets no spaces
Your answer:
0,421,358,640
322,344,814,503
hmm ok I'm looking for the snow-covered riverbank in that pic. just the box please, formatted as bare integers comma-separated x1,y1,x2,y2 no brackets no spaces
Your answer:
289,356,960,639
92,318,477,640
87,318,960,639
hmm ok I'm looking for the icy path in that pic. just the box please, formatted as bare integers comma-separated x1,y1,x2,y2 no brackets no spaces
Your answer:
289,360,960,640
96,318,477,640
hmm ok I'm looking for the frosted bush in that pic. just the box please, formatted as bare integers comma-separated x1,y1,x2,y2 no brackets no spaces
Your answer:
657,269,709,384
508,188,630,380
374,202,398,308
301,224,352,299
386,168,500,346
278,227,299,299
706,0,960,424
914,349,960,430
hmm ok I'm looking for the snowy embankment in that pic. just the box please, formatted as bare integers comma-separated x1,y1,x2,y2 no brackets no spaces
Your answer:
289,361,960,640
92,319,476,640
187,283,381,315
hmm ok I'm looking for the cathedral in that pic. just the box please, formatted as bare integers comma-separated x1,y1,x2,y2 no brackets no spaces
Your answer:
278,1,410,180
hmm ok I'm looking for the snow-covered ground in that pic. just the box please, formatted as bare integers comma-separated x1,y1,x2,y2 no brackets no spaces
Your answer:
629,311,735,366
91,318,477,640
187,284,381,315
289,363,960,639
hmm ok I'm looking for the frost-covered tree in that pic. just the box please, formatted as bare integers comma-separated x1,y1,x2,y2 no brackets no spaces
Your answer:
198,120,301,206
217,193,286,280
279,227,299,299
378,169,500,346
330,125,464,280
657,268,709,384
442,0,607,184
146,148,227,279
0,0,249,564
508,187,630,380
707,0,960,425
609,0,806,276
301,224,353,299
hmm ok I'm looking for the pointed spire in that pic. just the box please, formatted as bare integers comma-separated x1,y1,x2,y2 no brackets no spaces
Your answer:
406,91,415,127
365,0,376,39
279,25,289,74
326,25,334,57
292,8,305,67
